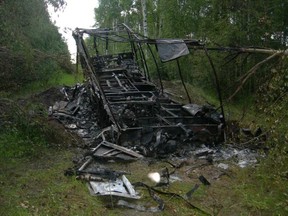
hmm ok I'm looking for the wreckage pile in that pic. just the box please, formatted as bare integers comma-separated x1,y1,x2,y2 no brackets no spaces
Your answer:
48,25,264,213
50,84,260,163
49,83,262,213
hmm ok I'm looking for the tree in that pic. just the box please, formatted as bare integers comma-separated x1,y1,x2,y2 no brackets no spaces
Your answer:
93,0,288,99
141,0,148,37
0,0,71,92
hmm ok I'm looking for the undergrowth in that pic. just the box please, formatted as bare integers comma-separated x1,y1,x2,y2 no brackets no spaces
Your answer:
0,99,47,158
0,71,82,158
0,67,287,215
0,69,84,99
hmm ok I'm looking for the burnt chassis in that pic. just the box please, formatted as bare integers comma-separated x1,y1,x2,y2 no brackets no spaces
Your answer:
73,25,225,155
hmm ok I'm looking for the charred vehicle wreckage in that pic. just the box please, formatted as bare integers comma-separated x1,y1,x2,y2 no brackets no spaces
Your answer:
49,24,261,212
72,24,225,152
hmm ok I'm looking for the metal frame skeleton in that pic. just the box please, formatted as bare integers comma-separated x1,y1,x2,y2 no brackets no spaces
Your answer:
47,24,271,212
72,24,225,156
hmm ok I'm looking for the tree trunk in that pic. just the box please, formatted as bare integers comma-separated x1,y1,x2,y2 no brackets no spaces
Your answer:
141,0,148,37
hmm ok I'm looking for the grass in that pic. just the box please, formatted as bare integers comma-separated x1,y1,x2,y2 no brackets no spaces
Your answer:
0,150,111,216
1,74,287,215
10,70,84,99
235,164,288,215
2,150,286,215
49,70,84,86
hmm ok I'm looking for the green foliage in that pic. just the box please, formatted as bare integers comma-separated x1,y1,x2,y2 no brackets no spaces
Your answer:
0,0,72,93
95,0,142,29
94,0,287,99
0,97,80,158
0,100,48,158
95,0,122,27
255,58,288,172
1,70,82,99
46,0,66,11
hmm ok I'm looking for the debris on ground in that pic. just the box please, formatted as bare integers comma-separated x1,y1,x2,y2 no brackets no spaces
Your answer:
47,24,267,213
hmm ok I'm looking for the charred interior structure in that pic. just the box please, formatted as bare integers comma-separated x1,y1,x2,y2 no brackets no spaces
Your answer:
72,24,225,157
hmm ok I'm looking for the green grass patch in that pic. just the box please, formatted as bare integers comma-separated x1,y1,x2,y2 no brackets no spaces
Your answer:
0,150,110,216
162,80,219,105
0,129,47,158
0,98,80,159
234,163,288,215
9,70,84,99
48,70,84,87
0,100,48,158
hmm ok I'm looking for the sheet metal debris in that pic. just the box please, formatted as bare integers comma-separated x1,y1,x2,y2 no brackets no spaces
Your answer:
198,175,211,186
92,140,143,161
156,39,190,62
184,184,200,199
75,156,139,199
88,175,140,199
52,82,260,211
117,182,165,213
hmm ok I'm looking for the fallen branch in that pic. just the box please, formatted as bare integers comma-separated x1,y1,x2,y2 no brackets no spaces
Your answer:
236,132,268,148
228,52,281,100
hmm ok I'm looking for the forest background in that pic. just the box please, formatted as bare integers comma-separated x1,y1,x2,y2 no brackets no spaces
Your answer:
0,0,287,215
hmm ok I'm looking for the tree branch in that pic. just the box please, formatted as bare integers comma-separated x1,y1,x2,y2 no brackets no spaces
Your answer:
228,52,281,101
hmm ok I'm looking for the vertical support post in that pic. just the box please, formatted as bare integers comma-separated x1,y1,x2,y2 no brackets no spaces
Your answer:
148,44,163,93
203,46,226,126
176,59,191,103
105,33,108,55
76,45,79,75
138,43,150,81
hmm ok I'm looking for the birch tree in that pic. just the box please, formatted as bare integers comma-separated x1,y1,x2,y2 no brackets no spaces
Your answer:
141,0,148,37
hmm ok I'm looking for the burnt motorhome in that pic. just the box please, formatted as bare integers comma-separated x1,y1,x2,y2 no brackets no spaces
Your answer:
72,24,225,157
